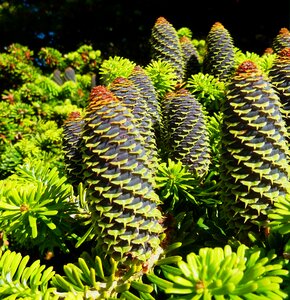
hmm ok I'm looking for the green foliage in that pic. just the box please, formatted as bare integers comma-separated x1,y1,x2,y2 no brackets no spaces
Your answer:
51,251,157,299
268,192,290,235
234,49,277,75
145,59,178,98
1,15,290,300
99,55,136,86
38,47,64,70
148,244,288,299
177,27,193,39
63,44,102,73
0,162,79,254
0,43,40,93
155,159,197,211
0,249,56,299
192,39,207,62
186,72,226,112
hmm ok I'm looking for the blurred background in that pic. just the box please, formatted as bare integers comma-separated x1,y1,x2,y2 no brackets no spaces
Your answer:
0,0,289,64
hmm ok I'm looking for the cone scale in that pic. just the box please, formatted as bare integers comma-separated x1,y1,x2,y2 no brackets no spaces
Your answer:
268,47,290,128
220,60,290,239
110,77,159,174
150,16,184,81
81,86,163,265
62,111,85,189
203,22,235,81
164,88,211,177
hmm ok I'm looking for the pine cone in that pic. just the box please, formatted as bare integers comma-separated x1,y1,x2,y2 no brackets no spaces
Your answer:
81,86,164,266
268,47,290,127
164,88,211,177
110,77,159,174
272,28,290,53
150,16,185,82
203,22,235,81
180,36,201,79
62,111,85,190
220,60,290,241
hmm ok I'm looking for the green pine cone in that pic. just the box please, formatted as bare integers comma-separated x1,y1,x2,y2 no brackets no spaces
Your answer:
180,36,201,79
110,76,159,174
272,27,290,53
164,88,211,177
268,47,290,126
82,85,164,266
203,22,235,81
62,111,85,189
128,65,162,134
220,60,290,240
150,16,185,82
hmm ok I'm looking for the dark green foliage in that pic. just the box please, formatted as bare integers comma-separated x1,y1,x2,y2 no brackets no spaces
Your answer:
203,22,235,81
38,47,64,70
268,47,290,127
179,36,201,79
272,28,290,53
150,16,184,82
62,111,85,190
0,43,39,94
62,44,102,73
81,86,164,266
220,60,290,241
110,76,159,173
163,88,211,178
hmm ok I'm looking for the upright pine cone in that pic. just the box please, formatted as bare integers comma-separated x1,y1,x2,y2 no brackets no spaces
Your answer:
268,47,290,128
220,60,290,241
150,16,184,82
62,111,84,190
180,36,201,79
81,86,163,266
110,77,159,174
203,22,235,81
164,88,211,177
128,65,162,134
272,28,290,53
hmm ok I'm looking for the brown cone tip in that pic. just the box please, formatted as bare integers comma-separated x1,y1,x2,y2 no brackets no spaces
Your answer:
66,111,81,121
133,65,143,72
112,77,130,85
279,27,290,35
212,22,224,30
180,36,191,43
156,16,170,25
264,47,274,54
236,60,258,74
89,85,118,106
279,47,290,57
